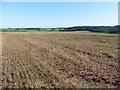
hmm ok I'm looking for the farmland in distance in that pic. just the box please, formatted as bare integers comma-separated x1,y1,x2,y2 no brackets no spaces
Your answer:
1,32,119,88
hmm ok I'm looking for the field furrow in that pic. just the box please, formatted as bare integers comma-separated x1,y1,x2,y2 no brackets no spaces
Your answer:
2,32,119,88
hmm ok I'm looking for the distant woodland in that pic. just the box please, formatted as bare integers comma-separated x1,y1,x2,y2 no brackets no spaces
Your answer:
2,25,120,34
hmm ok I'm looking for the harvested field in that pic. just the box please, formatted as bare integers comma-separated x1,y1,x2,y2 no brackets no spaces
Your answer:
1,32,119,88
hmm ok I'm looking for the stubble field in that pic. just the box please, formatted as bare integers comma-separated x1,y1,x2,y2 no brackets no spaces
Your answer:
1,32,119,88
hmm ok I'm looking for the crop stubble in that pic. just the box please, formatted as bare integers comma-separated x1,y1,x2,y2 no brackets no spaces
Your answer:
1,32,119,88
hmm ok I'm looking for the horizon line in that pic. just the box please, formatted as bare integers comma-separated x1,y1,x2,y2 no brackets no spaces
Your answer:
0,25,118,29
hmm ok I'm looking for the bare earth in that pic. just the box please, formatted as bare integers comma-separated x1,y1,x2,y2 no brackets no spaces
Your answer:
0,33,2,89
1,32,119,88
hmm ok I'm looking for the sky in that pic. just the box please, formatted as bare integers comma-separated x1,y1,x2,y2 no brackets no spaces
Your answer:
1,0,120,2
1,2,118,28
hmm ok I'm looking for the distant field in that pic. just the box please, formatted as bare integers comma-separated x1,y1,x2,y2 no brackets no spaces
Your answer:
1,32,119,88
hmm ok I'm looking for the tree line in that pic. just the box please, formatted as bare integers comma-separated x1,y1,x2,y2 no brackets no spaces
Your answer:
2,25,120,34
59,25,120,34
